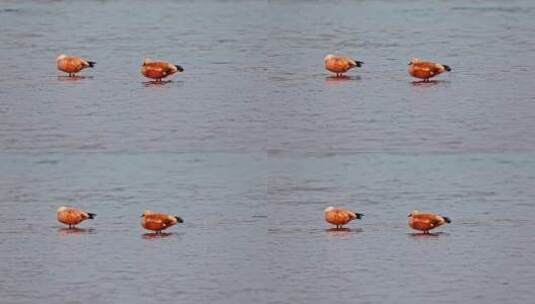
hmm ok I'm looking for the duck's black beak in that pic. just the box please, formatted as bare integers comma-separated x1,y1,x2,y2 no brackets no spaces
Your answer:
175,65,184,72
175,216,184,223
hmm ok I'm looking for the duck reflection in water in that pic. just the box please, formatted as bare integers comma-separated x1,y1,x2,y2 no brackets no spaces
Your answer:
142,232,175,239
142,80,175,86
57,75,93,81
408,231,449,238
325,227,363,237
410,79,448,86
57,227,94,235
325,75,361,83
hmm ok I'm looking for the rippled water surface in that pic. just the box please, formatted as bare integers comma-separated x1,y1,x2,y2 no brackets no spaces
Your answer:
1,0,535,303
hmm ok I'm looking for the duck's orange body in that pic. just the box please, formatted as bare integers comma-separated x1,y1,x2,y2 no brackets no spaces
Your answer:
57,206,95,228
408,210,451,233
56,54,95,76
408,58,450,81
324,54,363,77
141,59,183,81
324,206,363,228
141,211,183,233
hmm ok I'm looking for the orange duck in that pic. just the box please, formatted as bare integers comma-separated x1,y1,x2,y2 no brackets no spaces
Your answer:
408,210,451,233
141,210,183,233
324,54,363,77
324,206,363,229
56,54,95,77
57,206,96,228
141,59,183,81
408,58,451,81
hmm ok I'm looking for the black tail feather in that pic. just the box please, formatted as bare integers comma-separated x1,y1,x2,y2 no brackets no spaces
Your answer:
356,61,364,67
87,213,96,219
87,61,96,68
443,64,451,72
175,65,184,72
355,213,364,219
443,216,451,223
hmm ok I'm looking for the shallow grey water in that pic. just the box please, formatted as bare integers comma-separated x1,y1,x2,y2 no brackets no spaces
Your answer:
1,0,535,303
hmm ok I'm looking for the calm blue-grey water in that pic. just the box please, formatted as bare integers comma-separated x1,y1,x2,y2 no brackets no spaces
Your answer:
1,0,535,303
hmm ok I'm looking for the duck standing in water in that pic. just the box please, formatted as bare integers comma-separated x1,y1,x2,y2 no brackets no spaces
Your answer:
408,58,451,82
141,210,183,233
324,54,363,77
56,54,95,77
408,210,451,233
57,206,96,228
141,59,184,81
324,206,363,229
